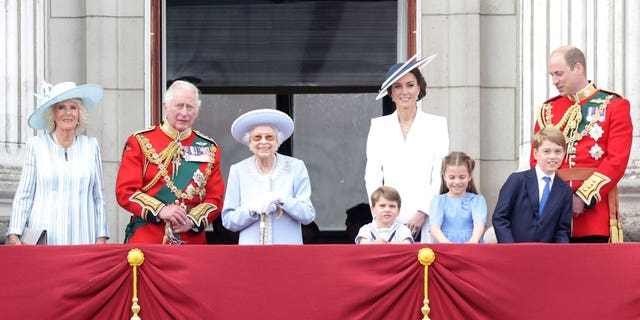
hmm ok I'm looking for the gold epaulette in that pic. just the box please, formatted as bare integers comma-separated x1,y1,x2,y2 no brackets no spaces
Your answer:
194,130,218,147
131,126,156,137
543,95,562,104
599,89,624,99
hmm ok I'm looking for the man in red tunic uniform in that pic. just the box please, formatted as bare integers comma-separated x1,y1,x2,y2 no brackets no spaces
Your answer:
116,80,224,244
531,46,632,243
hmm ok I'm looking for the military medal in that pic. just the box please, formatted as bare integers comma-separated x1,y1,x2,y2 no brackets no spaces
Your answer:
182,145,213,162
589,123,603,141
193,169,205,187
589,144,604,160
585,106,596,122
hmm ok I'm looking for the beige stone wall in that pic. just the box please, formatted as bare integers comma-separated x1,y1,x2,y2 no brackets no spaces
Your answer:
2,0,639,241
47,0,146,243
517,0,640,240
421,0,519,219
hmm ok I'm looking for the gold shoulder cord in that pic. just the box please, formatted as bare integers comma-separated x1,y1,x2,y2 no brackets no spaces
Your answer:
135,134,181,192
537,95,614,162
537,102,582,146
135,134,215,202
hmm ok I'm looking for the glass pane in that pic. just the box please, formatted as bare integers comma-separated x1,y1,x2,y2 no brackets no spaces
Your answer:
194,94,275,184
166,0,397,89
294,93,380,230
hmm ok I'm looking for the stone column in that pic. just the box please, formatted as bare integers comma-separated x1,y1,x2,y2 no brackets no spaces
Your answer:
0,0,46,217
619,0,640,241
420,1,519,213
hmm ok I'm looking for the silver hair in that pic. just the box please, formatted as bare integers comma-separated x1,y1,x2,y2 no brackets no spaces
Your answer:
164,80,202,108
44,98,88,134
242,126,285,147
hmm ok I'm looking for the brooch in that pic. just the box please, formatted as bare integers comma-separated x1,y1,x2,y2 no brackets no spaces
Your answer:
193,169,205,187
589,144,604,160
284,159,293,174
589,123,604,141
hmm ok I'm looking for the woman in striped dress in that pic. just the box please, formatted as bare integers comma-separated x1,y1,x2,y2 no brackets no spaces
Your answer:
6,82,109,245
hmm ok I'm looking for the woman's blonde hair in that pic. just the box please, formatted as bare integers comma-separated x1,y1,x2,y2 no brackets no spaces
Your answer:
44,98,88,134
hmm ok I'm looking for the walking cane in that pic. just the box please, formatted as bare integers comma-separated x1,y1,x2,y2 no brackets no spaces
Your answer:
259,214,266,245
259,205,284,245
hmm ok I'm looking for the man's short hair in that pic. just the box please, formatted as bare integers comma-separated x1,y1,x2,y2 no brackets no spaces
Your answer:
370,186,402,208
563,47,586,72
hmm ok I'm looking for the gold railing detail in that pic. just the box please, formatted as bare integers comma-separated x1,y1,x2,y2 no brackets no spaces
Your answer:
128,248,145,320
418,248,436,320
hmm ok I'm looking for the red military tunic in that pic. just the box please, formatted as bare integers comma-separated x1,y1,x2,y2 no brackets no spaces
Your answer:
116,122,224,244
531,83,632,237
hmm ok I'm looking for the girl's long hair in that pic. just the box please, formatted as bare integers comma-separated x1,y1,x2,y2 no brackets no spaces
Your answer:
439,151,478,195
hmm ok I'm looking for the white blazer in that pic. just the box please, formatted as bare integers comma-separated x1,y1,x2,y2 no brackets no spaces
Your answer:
365,110,449,243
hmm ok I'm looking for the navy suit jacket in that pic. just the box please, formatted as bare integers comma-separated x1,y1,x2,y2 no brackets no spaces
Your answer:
492,168,573,243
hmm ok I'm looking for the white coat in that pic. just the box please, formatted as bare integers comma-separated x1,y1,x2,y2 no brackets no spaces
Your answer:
365,110,449,243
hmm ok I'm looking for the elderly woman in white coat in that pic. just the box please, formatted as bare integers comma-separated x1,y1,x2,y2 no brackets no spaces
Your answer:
365,54,449,243
222,109,316,244
7,82,109,245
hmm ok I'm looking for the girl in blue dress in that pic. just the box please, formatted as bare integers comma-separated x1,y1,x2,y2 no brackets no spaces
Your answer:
429,152,487,243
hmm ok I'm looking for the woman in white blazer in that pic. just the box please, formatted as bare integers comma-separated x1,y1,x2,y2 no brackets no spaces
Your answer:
365,54,449,243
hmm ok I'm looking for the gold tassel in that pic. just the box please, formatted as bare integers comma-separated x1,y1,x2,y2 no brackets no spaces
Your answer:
128,248,145,320
418,248,436,320
609,219,624,243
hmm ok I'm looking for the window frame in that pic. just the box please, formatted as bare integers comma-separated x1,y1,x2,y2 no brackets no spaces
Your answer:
150,0,416,124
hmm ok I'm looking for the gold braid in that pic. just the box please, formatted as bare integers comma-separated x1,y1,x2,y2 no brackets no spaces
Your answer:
536,102,582,147
136,134,181,192
135,134,214,201
536,95,613,159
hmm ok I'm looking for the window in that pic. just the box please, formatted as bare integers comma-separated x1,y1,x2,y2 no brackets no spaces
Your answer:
166,0,397,93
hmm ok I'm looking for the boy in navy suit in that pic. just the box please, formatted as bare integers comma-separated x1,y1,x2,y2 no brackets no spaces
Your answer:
492,127,573,243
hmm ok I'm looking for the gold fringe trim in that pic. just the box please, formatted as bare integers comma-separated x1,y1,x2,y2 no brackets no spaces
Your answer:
610,219,624,243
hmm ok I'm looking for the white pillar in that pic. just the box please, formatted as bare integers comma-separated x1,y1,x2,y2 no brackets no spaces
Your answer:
0,0,46,214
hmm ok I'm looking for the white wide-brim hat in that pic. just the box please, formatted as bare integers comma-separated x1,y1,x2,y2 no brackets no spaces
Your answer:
28,81,104,130
231,109,294,145
375,52,438,100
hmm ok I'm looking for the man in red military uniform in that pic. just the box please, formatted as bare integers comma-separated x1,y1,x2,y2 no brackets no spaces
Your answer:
116,80,224,244
531,45,632,243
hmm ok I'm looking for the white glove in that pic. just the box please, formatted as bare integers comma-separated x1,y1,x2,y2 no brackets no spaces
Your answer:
249,202,262,216
263,191,285,206
260,202,278,216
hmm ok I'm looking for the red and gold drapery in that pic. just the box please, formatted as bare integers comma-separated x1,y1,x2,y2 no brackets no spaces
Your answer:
1,244,638,319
